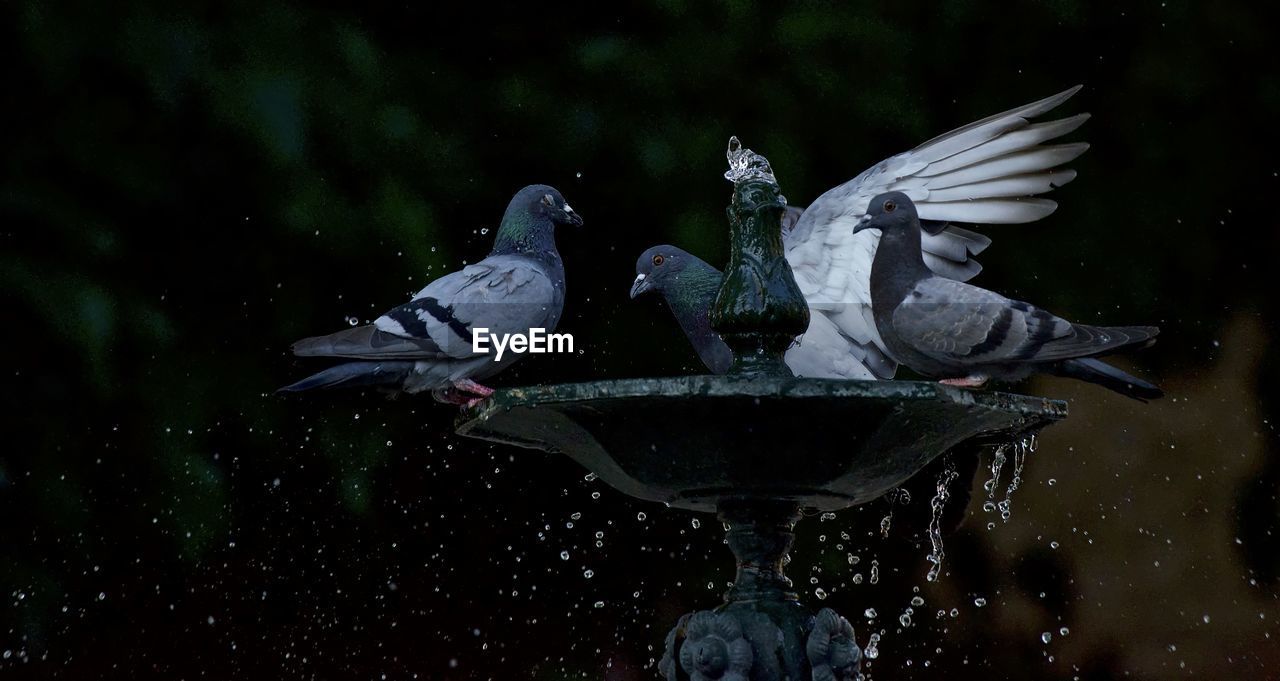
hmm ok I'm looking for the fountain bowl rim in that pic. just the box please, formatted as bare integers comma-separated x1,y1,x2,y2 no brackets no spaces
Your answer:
457,375,1067,425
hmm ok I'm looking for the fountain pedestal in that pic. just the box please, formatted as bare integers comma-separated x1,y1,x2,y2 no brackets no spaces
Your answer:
456,139,1065,679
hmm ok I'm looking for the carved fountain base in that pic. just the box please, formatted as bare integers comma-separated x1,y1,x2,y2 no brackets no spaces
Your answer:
457,376,1064,679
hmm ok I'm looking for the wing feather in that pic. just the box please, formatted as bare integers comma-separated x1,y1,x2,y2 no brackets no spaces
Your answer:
373,254,559,359
783,87,1087,379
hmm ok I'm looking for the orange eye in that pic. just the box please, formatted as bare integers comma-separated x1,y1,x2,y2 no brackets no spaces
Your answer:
652,254,665,266
883,200,897,213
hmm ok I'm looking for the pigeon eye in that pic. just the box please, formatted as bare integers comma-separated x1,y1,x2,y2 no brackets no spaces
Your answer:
883,200,897,213
652,254,665,266
541,194,555,206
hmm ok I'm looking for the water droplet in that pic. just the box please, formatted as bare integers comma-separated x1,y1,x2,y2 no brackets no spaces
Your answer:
870,560,880,584
636,512,647,521
559,551,569,560
926,460,958,582
865,633,881,659
815,587,828,600
583,569,594,579
691,518,701,529
1059,627,1070,636
593,601,604,608
345,316,358,326
974,597,987,607
910,596,925,607
1041,632,1052,644
864,608,877,619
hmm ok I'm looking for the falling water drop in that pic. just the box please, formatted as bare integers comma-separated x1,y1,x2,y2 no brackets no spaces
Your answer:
984,444,1008,498
865,633,880,660
973,597,987,607
1041,632,1052,644
998,440,1030,522
925,459,958,582
870,560,880,584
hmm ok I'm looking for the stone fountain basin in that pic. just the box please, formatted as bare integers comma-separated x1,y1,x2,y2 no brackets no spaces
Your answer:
456,377,1065,512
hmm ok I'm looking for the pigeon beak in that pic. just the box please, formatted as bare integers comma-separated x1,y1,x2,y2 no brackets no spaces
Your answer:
563,203,583,227
852,214,875,234
629,273,651,299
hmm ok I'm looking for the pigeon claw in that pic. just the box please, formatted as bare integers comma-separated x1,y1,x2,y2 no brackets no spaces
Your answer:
432,379,496,407
453,379,495,397
939,375,989,389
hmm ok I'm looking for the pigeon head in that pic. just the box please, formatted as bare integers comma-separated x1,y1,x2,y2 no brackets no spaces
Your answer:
511,184,583,228
852,191,919,237
631,245,698,298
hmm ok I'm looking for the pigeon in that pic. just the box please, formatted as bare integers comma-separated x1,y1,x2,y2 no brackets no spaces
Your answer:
631,246,886,378
279,184,582,405
854,190,1162,401
783,86,1090,380
630,246,733,374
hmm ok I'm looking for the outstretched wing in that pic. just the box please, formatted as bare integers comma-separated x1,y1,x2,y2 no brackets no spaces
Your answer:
890,277,1156,366
784,86,1088,377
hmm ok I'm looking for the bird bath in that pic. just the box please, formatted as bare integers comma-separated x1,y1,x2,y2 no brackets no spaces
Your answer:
456,140,1066,680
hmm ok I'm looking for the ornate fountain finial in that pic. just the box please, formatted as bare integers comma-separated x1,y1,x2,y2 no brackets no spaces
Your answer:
723,136,783,193
711,136,810,375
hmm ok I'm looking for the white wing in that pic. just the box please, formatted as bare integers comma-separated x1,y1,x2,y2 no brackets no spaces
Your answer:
784,86,1088,379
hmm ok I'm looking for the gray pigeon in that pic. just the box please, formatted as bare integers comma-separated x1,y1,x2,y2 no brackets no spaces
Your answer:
784,86,1089,380
631,245,890,378
279,184,581,405
854,190,1162,400
631,246,732,374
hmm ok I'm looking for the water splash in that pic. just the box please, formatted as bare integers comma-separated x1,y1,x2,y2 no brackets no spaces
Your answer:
925,460,959,582
996,437,1033,522
723,136,782,191
982,444,1008,513
879,488,910,539
865,632,881,659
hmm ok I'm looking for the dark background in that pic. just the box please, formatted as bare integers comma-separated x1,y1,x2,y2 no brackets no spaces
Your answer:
3,1,1279,679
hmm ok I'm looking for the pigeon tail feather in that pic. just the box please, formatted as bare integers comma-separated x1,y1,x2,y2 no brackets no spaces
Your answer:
1052,357,1163,402
291,325,443,360
277,361,415,393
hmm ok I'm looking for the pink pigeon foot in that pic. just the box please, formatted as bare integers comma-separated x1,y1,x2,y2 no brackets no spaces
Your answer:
939,376,989,389
453,379,495,397
433,379,496,407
